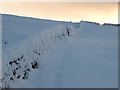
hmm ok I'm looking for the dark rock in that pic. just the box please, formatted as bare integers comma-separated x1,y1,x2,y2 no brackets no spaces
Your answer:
9,61,13,65
38,53,40,55
4,41,7,44
13,70,16,75
27,68,31,72
17,75,21,79
67,28,70,36
10,77,14,81
16,68,18,70
21,55,24,59
13,60,19,65
22,71,28,80
17,58,20,61
31,61,39,69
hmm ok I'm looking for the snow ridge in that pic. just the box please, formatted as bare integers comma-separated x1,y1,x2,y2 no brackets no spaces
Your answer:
2,24,79,89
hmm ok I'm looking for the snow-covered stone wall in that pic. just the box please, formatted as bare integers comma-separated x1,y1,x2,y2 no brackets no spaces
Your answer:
2,25,79,89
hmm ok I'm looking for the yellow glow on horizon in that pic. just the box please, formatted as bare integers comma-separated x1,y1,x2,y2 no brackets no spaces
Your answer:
0,2,118,24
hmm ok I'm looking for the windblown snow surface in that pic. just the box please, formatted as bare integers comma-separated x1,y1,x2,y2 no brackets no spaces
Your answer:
1,14,118,88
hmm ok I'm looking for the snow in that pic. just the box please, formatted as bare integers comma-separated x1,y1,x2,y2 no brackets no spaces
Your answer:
2,14,118,88
0,14,2,88
2,14,79,49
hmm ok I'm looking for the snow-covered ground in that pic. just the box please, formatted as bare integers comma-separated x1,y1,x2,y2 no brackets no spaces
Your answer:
1,14,118,88
0,14,2,88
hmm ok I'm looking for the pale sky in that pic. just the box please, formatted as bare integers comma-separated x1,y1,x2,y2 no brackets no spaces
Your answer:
0,2,118,24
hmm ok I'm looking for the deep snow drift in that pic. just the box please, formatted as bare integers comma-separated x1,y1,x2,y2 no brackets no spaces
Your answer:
1,14,118,88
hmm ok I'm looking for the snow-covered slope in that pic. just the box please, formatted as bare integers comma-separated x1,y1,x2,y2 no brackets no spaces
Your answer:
1,14,118,88
2,14,79,49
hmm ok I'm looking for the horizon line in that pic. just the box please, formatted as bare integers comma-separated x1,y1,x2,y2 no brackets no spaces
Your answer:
1,13,119,25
